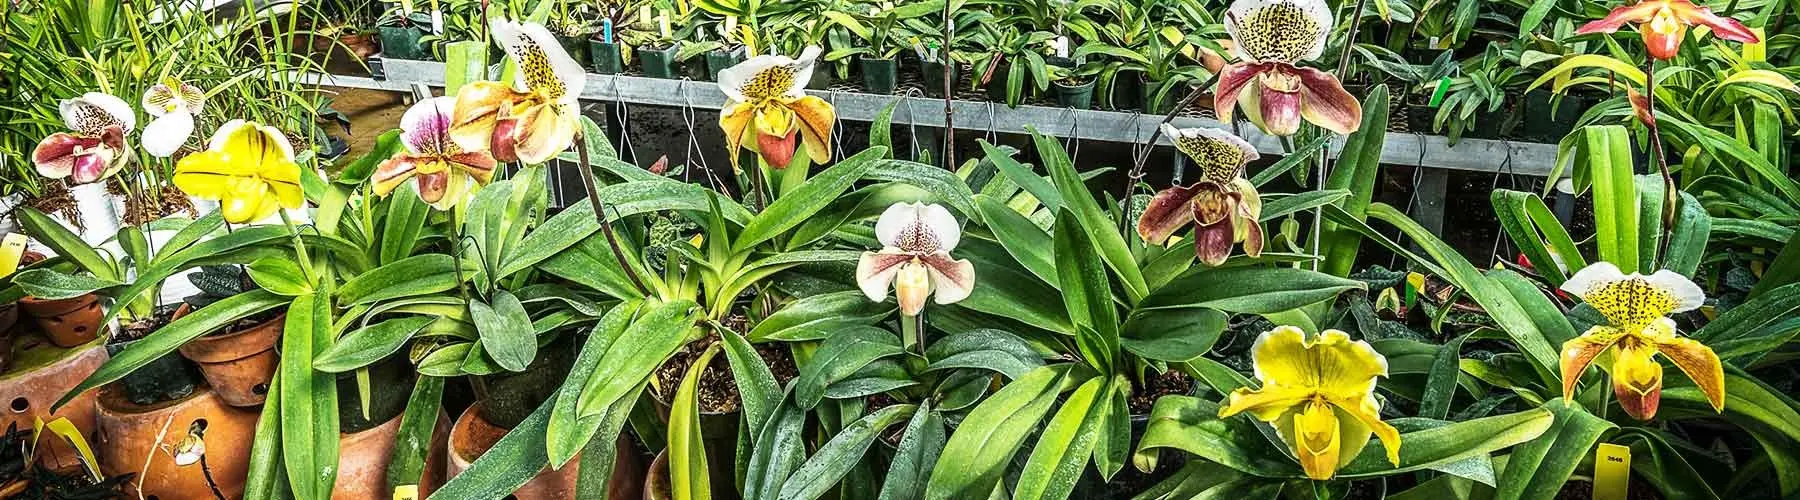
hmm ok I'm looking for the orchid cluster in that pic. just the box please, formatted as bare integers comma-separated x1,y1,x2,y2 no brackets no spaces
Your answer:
31,78,212,186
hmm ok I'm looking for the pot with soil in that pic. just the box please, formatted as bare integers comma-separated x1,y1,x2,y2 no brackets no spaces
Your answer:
638,43,683,79
1068,368,1197,499
921,59,958,98
176,304,282,407
556,33,591,70
646,337,798,499
807,64,836,90
589,38,626,74
1107,69,1145,111
114,305,205,406
446,336,643,499
19,293,103,348
333,358,451,499
705,46,748,82
1053,77,1096,110
93,385,260,499
859,56,899,95
0,339,107,471
1139,75,1179,115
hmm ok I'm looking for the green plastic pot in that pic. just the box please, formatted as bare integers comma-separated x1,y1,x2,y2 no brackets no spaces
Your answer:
860,56,899,95
922,60,958,98
588,39,624,74
638,43,683,79
705,46,747,81
1054,79,1095,109
1140,76,1176,114
808,65,835,89
555,34,589,70
378,25,428,60
1108,70,1144,110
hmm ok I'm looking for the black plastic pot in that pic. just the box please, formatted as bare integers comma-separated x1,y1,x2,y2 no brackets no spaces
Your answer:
478,335,579,429
335,356,415,434
808,65,835,89
588,39,625,74
860,56,899,95
638,43,683,79
1046,56,1077,69
984,59,1014,103
1054,79,1095,109
378,24,428,60
555,34,589,70
922,60,958,98
1518,90,1586,143
1140,75,1176,114
705,46,747,82
1109,70,1145,111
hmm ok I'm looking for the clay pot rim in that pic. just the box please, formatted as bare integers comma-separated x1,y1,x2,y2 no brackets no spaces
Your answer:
18,293,100,316
178,312,284,363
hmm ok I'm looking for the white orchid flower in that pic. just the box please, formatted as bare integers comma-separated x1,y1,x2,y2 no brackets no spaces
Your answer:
141,79,207,158
856,203,975,316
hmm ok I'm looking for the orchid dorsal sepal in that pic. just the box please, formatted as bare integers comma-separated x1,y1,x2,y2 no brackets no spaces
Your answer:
1556,262,1723,420
1218,326,1400,480
856,202,974,317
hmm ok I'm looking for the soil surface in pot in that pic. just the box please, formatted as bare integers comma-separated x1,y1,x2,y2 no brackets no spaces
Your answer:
1555,477,1662,500
116,303,185,342
1129,368,1194,415
25,182,80,227
654,335,798,413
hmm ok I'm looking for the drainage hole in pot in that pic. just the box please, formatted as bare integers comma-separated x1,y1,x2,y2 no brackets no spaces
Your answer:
253,383,270,395
74,325,87,333
8,397,26,413
148,496,159,500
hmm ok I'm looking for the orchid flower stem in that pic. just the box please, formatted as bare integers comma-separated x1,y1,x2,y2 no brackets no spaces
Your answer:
901,311,925,355
1643,57,1675,267
277,209,318,284
450,203,470,299
941,0,956,171
573,131,652,297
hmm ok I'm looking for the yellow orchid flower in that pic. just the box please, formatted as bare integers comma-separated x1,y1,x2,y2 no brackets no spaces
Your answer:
1558,262,1724,420
1219,327,1401,480
374,97,498,210
1136,124,1265,266
173,120,304,224
717,46,835,170
449,20,585,165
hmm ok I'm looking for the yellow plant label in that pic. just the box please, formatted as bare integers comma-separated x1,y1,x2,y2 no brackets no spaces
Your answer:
0,233,26,277
393,485,419,500
1593,443,1631,500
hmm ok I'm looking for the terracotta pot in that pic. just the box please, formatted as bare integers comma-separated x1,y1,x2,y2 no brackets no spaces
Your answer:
333,410,452,500
94,385,259,499
340,33,380,60
19,293,103,348
447,402,643,500
0,342,106,471
177,306,282,407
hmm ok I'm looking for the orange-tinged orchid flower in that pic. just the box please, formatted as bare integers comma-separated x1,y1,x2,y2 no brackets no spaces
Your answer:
717,47,836,170
32,93,134,184
1219,327,1401,480
1576,0,1759,60
449,20,584,165
374,97,498,210
1137,125,1265,266
856,203,974,316
1217,0,1362,136
173,120,304,224
1558,262,1725,420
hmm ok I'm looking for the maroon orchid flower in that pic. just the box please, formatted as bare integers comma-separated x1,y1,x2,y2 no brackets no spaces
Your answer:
1138,125,1265,266
1216,0,1362,136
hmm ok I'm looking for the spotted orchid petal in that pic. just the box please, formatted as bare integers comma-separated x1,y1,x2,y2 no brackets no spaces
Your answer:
1219,327,1398,479
1579,0,1758,60
401,96,457,155
1559,262,1704,330
449,81,525,156
1214,62,1266,126
492,20,585,105
509,101,580,165
717,47,835,170
1294,67,1363,135
1138,183,1203,245
1646,320,1725,414
60,92,135,135
1224,0,1331,63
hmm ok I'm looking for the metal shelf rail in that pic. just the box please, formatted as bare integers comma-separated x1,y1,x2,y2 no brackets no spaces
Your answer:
302,57,1557,177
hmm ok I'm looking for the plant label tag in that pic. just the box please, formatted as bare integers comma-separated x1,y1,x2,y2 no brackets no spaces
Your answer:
1430,36,1452,49
1428,77,1452,107
1593,443,1631,500
430,10,444,34
725,15,738,33
0,233,25,277
639,6,652,26
1052,36,1070,58
392,485,419,500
